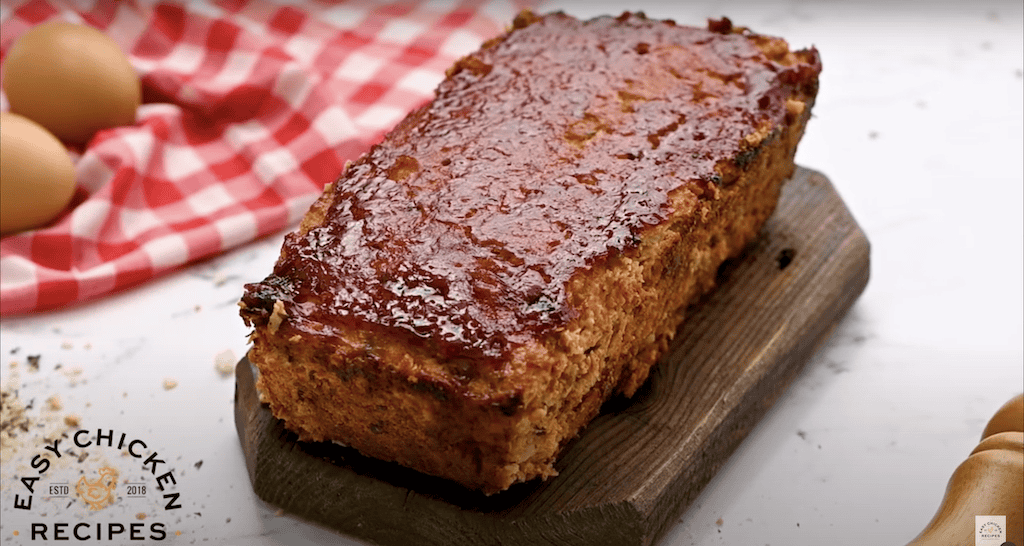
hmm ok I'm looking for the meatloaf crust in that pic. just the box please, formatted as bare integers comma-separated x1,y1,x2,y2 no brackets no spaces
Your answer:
240,11,821,494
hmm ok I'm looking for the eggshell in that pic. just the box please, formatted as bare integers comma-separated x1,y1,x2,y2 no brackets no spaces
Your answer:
2,21,140,145
0,112,78,235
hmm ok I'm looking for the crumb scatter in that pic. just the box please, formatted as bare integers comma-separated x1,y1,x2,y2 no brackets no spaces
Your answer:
2,384,79,468
47,395,63,411
214,350,236,378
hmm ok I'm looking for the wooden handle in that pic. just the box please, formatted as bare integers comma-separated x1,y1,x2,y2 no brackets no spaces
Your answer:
907,394,1023,546
983,394,1024,440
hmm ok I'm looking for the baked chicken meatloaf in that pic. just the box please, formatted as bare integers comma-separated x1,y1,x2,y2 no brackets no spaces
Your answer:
240,11,821,494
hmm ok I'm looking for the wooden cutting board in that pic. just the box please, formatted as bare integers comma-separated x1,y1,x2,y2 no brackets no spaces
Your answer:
234,166,870,546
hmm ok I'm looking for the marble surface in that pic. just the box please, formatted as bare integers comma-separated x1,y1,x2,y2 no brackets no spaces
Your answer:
2,1,1021,545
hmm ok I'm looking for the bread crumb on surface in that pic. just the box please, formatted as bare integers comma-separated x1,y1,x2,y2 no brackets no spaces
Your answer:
163,378,178,390
62,366,85,386
1,387,31,461
2,384,78,468
46,395,63,411
214,349,236,378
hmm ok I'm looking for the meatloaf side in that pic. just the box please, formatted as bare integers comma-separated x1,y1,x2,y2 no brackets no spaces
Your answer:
240,11,822,494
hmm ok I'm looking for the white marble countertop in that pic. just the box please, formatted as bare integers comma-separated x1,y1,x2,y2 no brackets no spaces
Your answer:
2,1,1021,545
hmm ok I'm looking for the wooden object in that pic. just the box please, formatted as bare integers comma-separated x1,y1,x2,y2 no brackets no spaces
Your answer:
234,167,870,546
982,393,1024,440
907,394,1024,546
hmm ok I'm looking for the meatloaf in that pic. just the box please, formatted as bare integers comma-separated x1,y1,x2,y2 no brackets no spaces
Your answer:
239,11,822,494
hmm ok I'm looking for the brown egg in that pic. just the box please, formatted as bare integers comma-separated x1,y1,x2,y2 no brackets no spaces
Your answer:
2,21,140,145
0,112,78,235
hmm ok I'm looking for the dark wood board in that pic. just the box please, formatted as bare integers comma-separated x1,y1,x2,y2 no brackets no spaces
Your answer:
234,167,870,546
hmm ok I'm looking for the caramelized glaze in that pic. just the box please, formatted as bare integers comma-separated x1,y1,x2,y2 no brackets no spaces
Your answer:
242,12,821,362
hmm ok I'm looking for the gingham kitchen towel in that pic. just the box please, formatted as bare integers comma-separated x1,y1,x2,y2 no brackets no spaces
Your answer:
0,0,532,315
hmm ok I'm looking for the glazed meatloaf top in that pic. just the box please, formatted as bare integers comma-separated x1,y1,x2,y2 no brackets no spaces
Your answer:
241,12,821,364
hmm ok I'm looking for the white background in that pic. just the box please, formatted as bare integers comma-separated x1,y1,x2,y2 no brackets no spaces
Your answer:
1,1,1021,545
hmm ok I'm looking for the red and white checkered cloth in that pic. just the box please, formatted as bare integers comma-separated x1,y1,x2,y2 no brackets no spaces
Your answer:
0,0,533,315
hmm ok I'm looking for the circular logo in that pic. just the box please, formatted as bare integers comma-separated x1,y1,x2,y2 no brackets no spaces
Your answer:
980,521,1004,538
6,427,194,542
